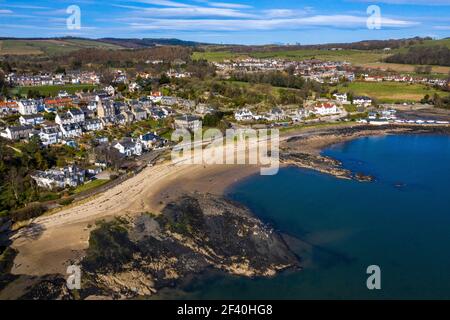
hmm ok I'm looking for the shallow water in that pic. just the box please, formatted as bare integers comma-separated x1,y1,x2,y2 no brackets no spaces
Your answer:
164,134,450,299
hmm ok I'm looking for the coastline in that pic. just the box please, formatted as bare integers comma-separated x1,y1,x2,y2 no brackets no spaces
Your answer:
2,123,450,299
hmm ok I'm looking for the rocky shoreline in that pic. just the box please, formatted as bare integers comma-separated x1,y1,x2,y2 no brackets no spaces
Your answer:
0,194,300,300
280,124,450,182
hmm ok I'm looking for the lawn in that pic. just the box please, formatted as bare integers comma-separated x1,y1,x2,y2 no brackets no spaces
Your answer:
74,179,110,194
336,81,445,103
12,84,99,97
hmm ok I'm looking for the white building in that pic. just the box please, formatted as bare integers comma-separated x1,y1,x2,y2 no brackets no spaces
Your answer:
333,93,348,104
114,138,143,157
31,166,86,190
68,108,85,123
19,114,44,126
82,119,103,132
39,125,61,146
234,108,254,122
174,115,202,131
313,102,339,116
353,96,372,107
18,100,38,115
0,125,33,140
60,123,82,138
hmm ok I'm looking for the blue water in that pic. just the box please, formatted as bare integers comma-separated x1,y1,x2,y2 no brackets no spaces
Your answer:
170,135,450,299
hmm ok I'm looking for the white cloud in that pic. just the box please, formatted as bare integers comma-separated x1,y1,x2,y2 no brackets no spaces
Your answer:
126,0,194,7
433,25,450,29
196,1,253,9
125,14,418,31
113,4,257,18
351,0,450,5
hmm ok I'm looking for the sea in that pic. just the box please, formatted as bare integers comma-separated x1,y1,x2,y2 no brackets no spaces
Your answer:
160,134,450,299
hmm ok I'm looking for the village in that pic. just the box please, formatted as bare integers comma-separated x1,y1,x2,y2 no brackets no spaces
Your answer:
0,55,449,193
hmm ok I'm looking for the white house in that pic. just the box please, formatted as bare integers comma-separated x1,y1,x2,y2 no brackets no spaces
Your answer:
353,96,372,107
18,100,38,115
39,125,61,146
333,93,348,104
0,125,33,140
68,108,85,123
174,115,202,131
55,113,74,125
19,114,44,126
114,138,143,157
234,108,254,122
60,123,82,138
82,119,103,132
313,102,339,116
31,166,86,190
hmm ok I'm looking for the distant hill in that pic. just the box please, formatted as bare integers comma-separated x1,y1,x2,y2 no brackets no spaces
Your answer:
98,38,208,48
0,37,210,56
0,37,125,56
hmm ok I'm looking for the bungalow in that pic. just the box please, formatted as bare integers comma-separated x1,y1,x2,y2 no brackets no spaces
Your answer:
174,115,201,131
114,138,143,157
31,166,86,190
19,114,44,126
1,125,33,140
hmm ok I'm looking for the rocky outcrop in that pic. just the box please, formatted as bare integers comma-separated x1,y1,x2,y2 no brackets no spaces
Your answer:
281,152,374,182
78,194,300,299
3,194,299,300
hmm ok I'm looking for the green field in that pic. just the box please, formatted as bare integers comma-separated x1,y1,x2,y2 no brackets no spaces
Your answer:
193,38,450,74
0,39,123,56
336,81,445,103
12,84,99,97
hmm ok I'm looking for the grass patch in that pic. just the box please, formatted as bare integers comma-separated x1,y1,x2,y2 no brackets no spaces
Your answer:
73,179,110,194
336,81,444,103
12,84,98,97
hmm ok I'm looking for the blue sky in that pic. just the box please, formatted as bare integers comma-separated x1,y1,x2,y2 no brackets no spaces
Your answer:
0,0,449,44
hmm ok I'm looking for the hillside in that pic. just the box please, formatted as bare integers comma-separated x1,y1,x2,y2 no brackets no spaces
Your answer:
0,38,124,56
0,37,207,56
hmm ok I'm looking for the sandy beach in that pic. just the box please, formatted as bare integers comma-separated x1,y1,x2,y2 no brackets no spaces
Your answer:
8,123,444,277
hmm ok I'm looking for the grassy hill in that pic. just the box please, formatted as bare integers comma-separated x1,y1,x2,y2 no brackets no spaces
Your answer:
0,38,124,56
